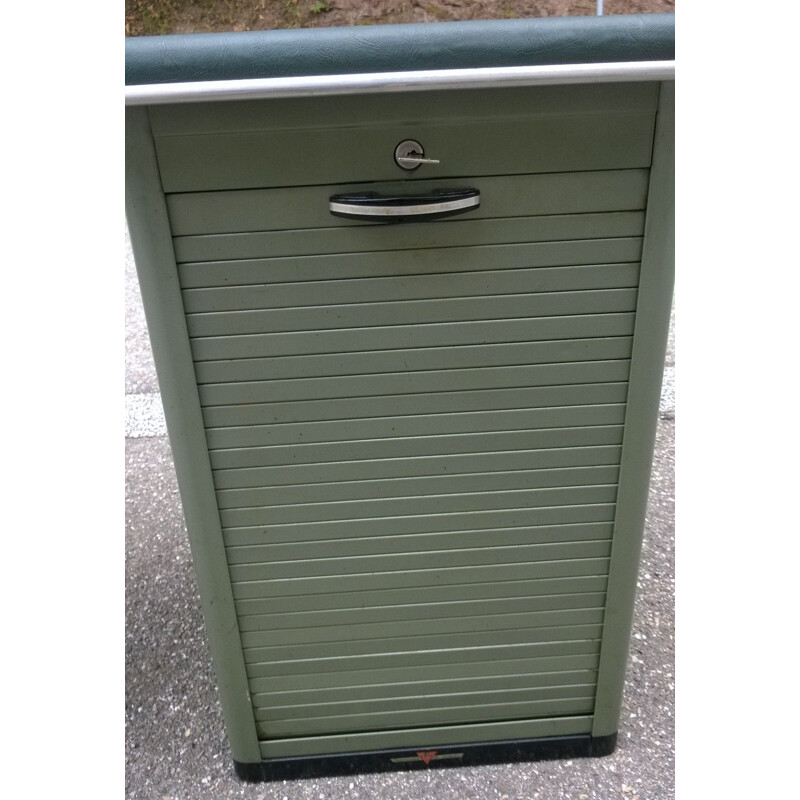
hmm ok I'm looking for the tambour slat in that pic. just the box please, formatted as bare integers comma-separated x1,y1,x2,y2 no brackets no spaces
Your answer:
234,574,609,616
167,170,649,236
189,312,635,357
197,346,633,404
252,668,600,706
156,113,654,193
261,682,597,719
192,346,632,390
217,465,620,510
229,539,612,583
224,503,618,549
258,694,597,726
219,484,618,528
206,382,634,431
240,607,606,650
258,715,594,759
211,425,625,472
236,592,609,630
189,289,639,346
179,240,643,292
244,623,602,675
232,558,611,599
244,631,599,669
246,646,601,687
240,605,606,644
226,523,614,567
251,670,595,716
181,263,640,314
206,404,628,451
174,214,644,266
256,696,596,738
214,445,623,490
203,384,629,429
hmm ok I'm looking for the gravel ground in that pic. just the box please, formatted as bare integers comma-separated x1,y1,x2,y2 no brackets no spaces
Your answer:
125,225,675,799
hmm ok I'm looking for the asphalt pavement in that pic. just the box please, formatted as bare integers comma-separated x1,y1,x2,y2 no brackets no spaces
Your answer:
125,227,675,800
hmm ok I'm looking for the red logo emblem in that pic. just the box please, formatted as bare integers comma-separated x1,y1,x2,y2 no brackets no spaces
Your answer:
416,750,438,765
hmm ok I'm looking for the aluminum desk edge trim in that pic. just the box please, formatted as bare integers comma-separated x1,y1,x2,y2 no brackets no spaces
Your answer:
125,60,675,105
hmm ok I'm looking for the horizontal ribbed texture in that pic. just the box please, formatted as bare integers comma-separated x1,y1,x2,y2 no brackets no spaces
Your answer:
170,165,646,745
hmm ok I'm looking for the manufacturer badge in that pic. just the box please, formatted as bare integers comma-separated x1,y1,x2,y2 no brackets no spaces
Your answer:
389,750,464,765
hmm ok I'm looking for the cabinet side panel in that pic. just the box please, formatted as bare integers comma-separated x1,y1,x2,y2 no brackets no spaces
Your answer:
591,81,674,737
125,105,261,763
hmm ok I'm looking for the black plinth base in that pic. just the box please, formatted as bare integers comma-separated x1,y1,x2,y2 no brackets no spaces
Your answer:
234,732,617,782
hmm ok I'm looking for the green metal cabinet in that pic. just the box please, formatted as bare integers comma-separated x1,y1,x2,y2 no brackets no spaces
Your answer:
125,13,674,781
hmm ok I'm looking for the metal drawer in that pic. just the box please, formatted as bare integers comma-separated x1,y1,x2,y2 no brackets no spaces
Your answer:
152,83,659,192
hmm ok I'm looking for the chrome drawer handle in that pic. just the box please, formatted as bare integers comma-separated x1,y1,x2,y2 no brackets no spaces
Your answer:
329,188,480,223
